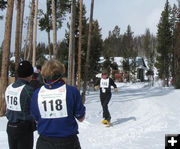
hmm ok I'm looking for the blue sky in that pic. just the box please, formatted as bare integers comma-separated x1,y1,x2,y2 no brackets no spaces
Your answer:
86,0,178,37
0,0,178,51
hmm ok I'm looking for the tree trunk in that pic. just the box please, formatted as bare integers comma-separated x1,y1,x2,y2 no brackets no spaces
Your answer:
24,18,30,60
19,0,25,53
71,0,76,86
48,31,51,58
14,0,21,80
77,0,83,90
0,0,14,116
27,0,35,61
47,0,51,58
82,0,94,102
32,0,38,67
51,0,57,59
67,0,76,85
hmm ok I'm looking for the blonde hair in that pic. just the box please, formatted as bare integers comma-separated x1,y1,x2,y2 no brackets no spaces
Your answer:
41,59,65,78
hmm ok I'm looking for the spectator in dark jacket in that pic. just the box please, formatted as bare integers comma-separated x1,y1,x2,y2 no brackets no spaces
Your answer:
5,60,36,149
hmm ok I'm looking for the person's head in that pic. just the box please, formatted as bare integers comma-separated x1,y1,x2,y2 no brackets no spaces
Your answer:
41,59,65,81
32,72,39,80
17,61,33,82
36,65,41,73
101,69,108,79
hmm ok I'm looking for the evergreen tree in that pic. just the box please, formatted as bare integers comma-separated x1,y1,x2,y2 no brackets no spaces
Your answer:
170,4,178,79
81,20,103,83
143,29,151,59
103,25,121,57
0,0,7,9
0,0,14,116
88,20,103,82
174,1,180,88
122,25,134,58
143,29,156,75
155,0,172,86
0,0,7,19
121,25,134,82
38,0,71,56
62,0,88,80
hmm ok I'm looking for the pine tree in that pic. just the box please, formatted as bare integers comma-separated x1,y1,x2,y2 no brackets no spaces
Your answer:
0,0,14,116
82,0,94,102
121,25,134,82
174,1,180,88
0,0,7,19
103,25,121,57
67,0,76,85
77,0,83,90
38,0,70,57
143,29,156,76
26,0,35,61
170,4,178,79
156,0,172,87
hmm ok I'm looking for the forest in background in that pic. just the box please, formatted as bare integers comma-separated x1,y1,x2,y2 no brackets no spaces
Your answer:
0,0,180,115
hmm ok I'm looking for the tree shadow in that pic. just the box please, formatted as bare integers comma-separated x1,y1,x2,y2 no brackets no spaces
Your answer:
112,86,174,103
112,117,136,126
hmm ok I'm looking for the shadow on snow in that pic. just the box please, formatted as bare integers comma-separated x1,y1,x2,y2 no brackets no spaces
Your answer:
112,117,136,126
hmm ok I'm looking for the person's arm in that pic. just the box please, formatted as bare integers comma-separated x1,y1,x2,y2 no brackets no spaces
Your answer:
110,78,118,92
110,78,117,88
78,113,85,122
74,88,86,122
94,79,100,90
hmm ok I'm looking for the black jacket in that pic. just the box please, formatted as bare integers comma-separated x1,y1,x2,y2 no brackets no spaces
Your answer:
95,77,117,94
5,79,35,123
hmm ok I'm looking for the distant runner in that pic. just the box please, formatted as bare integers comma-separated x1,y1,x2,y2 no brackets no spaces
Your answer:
94,69,118,126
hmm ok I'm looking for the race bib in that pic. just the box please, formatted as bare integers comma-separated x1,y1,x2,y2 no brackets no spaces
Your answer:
100,78,109,88
38,85,68,119
100,78,109,93
5,84,25,111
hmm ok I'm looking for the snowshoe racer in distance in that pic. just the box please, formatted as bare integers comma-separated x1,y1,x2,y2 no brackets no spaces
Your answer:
94,69,118,126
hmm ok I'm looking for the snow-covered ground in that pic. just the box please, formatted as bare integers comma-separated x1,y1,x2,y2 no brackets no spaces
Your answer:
1,82,180,149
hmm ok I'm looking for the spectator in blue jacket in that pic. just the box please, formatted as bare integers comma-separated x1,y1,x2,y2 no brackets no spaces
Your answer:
5,60,35,149
30,59,86,149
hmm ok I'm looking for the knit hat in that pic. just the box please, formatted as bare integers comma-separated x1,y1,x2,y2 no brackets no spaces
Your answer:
102,69,108,74
17,61,33,78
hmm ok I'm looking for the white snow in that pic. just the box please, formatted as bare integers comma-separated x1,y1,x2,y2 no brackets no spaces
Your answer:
1,82,180,149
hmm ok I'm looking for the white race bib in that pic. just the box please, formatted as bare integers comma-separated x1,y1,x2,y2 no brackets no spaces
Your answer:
100,78,109,93
38,85,68,119
100,78,109,88
5,84,25,111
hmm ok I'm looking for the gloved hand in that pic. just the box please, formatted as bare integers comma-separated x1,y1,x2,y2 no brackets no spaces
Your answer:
94,85,99,90
114,88,118,92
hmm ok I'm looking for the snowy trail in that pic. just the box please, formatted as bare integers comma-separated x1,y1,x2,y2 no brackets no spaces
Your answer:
78,83,180,149
0,82,180,149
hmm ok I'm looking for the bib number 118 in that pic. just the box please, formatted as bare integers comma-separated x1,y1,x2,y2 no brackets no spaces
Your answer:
42,99,63,111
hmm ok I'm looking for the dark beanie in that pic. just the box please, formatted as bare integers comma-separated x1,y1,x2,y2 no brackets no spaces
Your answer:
17,61,33,78
102,69,108,74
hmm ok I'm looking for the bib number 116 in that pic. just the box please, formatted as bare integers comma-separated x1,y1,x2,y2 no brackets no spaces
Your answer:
6,95,18,105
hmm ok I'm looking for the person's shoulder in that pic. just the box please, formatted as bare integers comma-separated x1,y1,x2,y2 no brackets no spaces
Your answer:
66,84,79,93
109,77,113,80
24,83,36,94
109,77,115,82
